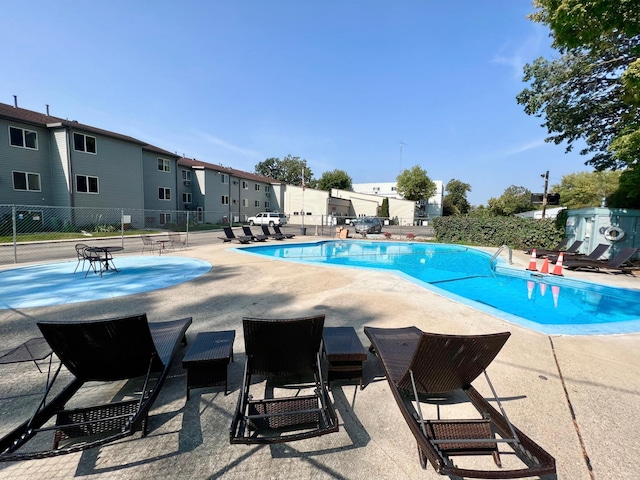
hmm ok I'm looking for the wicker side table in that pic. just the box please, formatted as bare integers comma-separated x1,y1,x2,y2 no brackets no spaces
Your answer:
182,330,235,399
323,327,367,389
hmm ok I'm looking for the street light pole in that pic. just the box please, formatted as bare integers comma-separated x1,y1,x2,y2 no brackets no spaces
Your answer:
541,171,549,219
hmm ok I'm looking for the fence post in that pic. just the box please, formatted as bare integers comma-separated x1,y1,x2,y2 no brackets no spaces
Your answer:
186,210,190,246
12,205,17,264
121,208,125,248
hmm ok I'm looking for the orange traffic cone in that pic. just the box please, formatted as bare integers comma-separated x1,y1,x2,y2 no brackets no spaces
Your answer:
552,285,560,307
527,281,535,300
540,258,549,274
539,282,547,297
552,252,564,276
526,249,538,271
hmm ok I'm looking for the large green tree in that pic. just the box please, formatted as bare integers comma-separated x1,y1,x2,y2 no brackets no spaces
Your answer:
529,0,640,49
520,1,640,205
254,155,313,187
317,169,352,191
516,35,638,170
443,179,471,215
380,197,390,218
487,186,532,216
395,165,437,202
606,167,640,208
551,170,622,208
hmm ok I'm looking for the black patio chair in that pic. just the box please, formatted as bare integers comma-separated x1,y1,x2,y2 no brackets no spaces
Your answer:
219,227,252,244
169,232,187,250
273,226,295,238
141,235,157,254
230,315,339,444
260,225,286,240
0,313,191,461
534,240,583,259
73,243,89,274
563,246,638,272
242,226,269,242
364,326,556,479
548,243,609,264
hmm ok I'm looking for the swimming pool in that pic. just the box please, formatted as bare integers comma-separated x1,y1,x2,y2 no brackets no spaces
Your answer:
238,240,640,335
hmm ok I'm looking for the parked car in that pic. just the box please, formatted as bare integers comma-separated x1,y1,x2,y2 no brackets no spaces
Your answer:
247,212,288,226
354,217,383,234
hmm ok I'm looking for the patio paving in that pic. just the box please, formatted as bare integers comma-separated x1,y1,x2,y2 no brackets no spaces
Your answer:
0,239,638,479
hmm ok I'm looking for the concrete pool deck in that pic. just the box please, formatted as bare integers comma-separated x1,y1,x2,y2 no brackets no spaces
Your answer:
0,239,638,479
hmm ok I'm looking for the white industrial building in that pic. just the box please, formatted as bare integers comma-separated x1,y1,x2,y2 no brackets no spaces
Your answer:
352,180,444,218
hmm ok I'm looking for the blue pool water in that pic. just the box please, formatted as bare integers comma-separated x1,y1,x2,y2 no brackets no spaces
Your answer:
238,241,640,335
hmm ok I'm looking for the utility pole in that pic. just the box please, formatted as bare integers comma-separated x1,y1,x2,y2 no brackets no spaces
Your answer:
399,141,405,172
541,170,549,219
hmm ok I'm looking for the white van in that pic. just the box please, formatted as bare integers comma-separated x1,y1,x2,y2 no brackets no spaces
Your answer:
247,212,288,226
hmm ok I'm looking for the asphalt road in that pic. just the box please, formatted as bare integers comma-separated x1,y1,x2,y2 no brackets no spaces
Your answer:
0,224,435,267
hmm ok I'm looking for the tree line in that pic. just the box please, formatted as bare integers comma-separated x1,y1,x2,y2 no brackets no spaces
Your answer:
254,156,438,203
254,154,621,217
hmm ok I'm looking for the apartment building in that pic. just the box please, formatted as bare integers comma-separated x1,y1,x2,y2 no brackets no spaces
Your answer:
1,101,432,230
177,157,282,225
0,101,280,229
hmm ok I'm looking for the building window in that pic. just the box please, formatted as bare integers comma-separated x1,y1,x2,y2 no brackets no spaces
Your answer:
182,192,192,203
12,171,41,191
265,185,270,192
391,186,397,191
159,187,171,200
221,195,229,205
265,201,270,209
242,181,248,189
254,200,260,207
76,174,99,193
9,126,38,149
220,173,229,184
242,198,248,207
160,213,171,225
182,170,191,181
255,184,260,191
73,133,97,154
157,158,171,172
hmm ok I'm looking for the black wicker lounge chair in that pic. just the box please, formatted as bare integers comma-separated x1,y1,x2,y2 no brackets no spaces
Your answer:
230,315,339,444
534,240,583,259
242,226,269,242
0,313,191,461
548,242,609,264
260,225,286,240
364,326,556,479
273,226,295,238
563,246,637,272
524,237,568,255
220,227,252,244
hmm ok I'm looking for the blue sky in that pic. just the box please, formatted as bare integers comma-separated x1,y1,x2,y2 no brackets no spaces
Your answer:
1,1,592,206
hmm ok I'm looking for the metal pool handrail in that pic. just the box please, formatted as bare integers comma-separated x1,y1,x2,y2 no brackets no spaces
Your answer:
490,245,513,270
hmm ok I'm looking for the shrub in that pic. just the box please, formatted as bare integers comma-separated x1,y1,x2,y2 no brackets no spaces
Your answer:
431,215,563,250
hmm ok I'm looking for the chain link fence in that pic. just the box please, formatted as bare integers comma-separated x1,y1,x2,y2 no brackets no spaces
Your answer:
0,204,433,266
